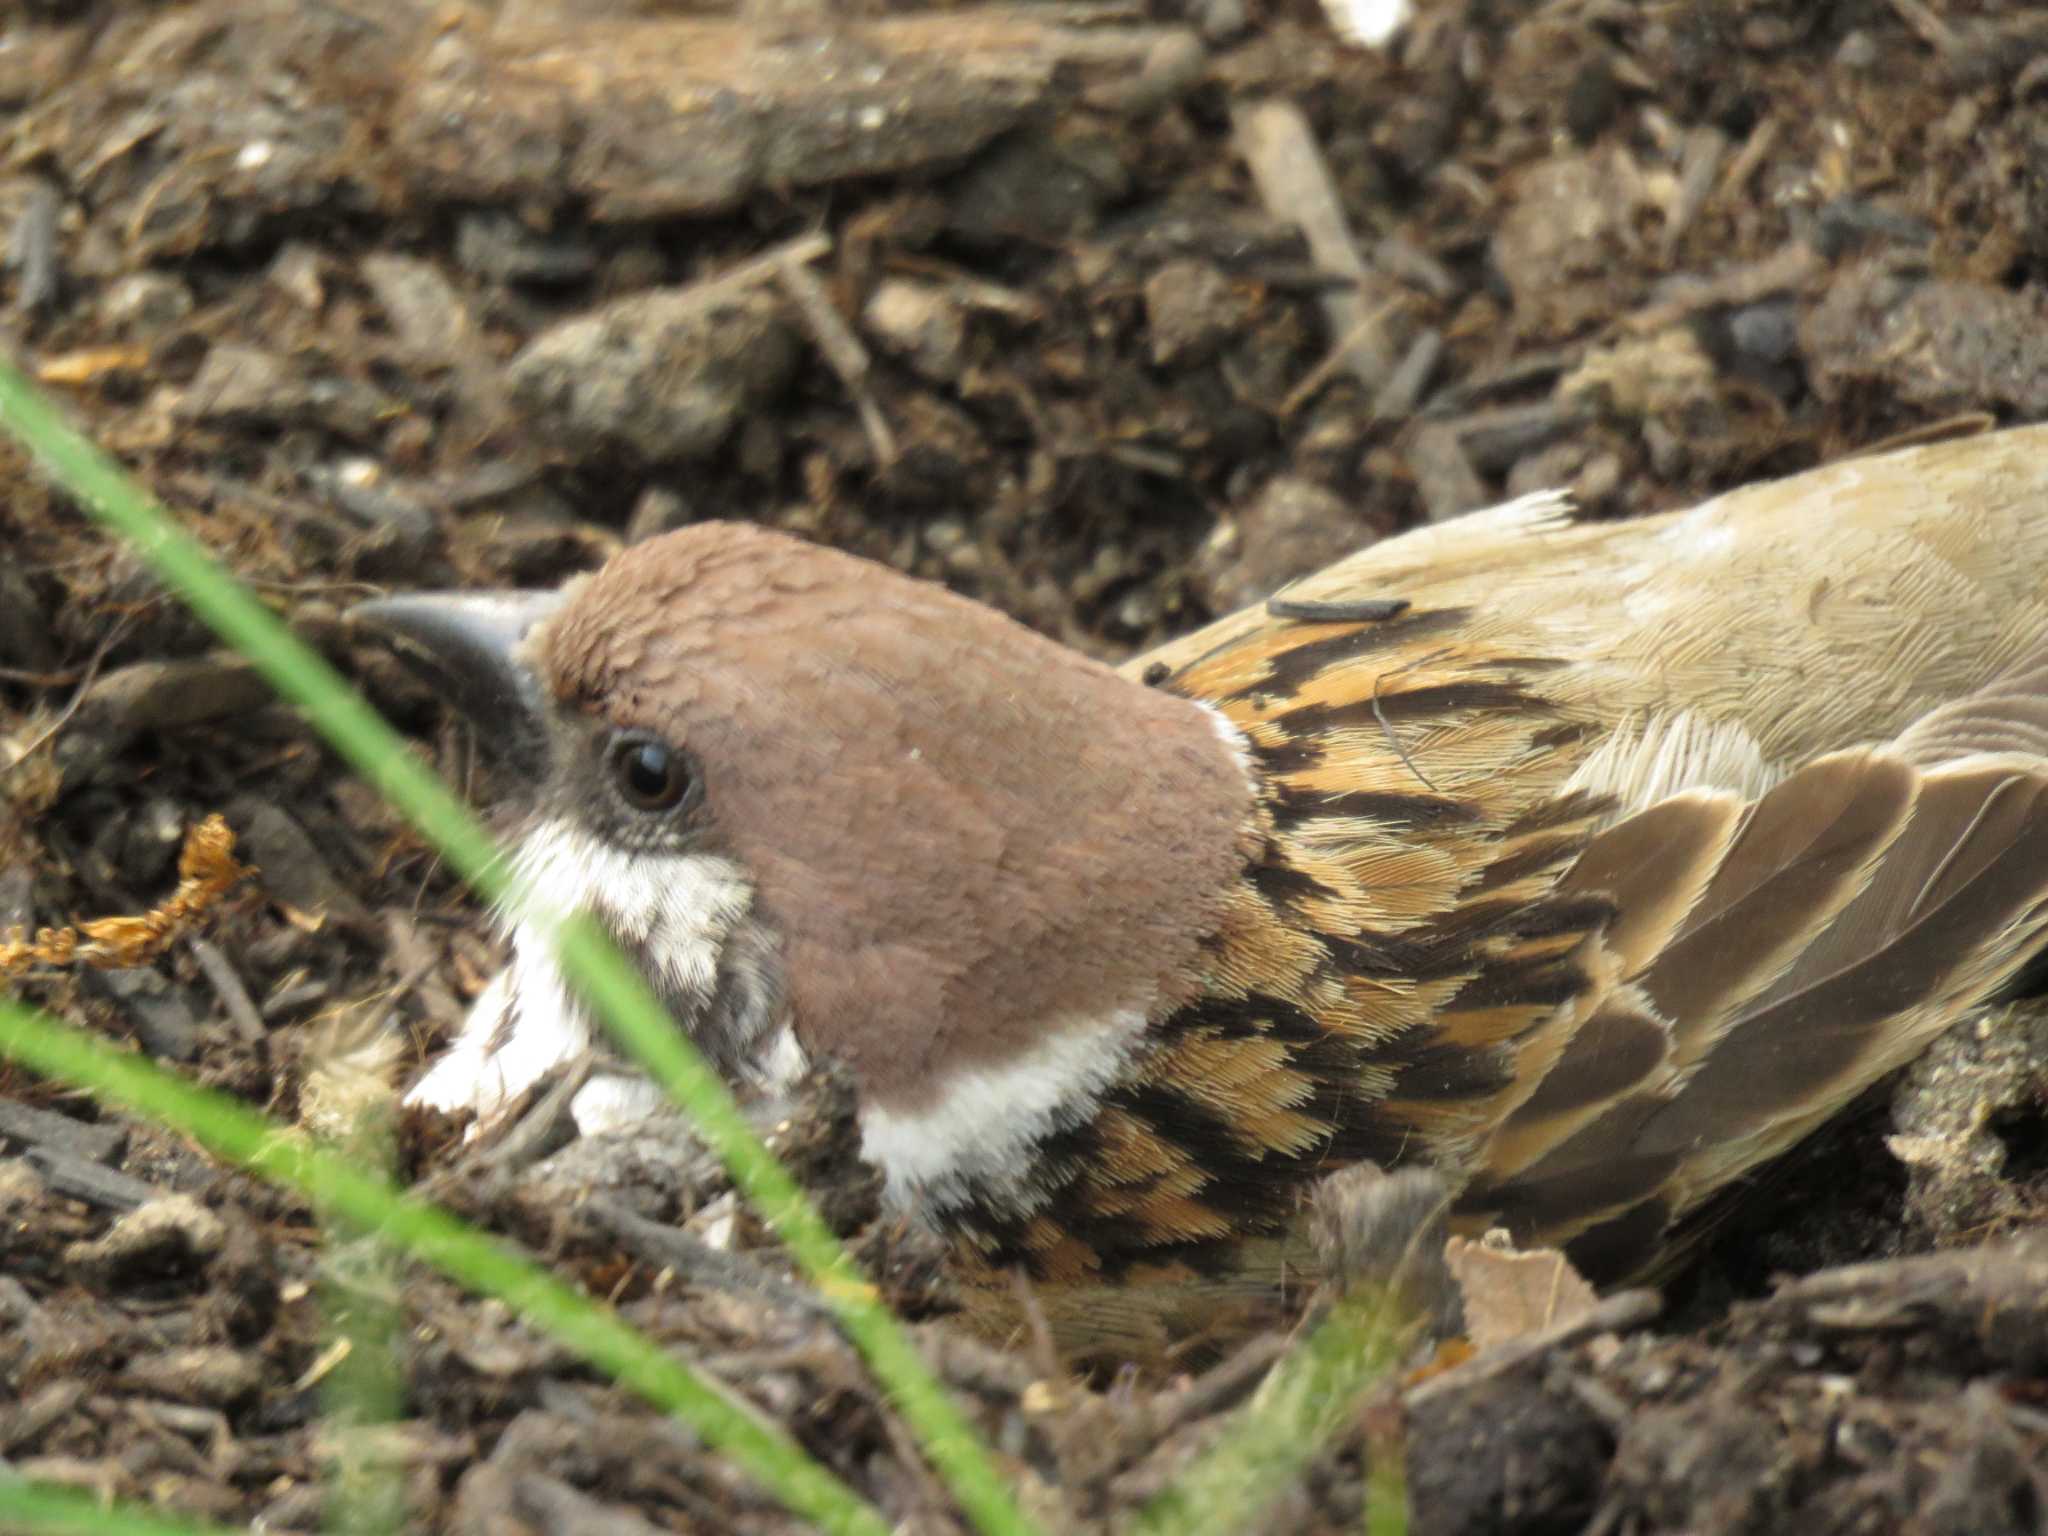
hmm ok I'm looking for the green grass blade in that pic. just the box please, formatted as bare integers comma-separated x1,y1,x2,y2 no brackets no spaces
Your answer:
0,354,1036,1536
0,999,890,1536
0,1480,245,1536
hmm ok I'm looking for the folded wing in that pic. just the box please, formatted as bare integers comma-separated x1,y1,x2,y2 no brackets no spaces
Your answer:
1462,653,2048,1280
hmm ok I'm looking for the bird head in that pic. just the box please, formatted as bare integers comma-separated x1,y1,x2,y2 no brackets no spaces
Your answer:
352,523,1256,1218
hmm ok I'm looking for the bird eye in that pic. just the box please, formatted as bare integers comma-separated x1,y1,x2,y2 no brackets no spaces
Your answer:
608,733,695,814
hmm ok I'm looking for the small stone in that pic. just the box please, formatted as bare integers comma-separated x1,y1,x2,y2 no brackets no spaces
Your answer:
947,128,1127,247
1834,29,1880,70
1727,297,1801,367
267,242,329,310
230,800,376,936
1142,258,1250,368
359,252,471,360
1114,588,1161,634
507,289,799,463
176,344,395,438
0,1158,46,1217
117,797,187,891
863,279,967,381
312,457,442,572
1559,329,1717,422
1491,153,1633,335
177,344,300,422
1193,476,1376,612
1803,266,2048,417
66,1195,226,1280
99,273,194,337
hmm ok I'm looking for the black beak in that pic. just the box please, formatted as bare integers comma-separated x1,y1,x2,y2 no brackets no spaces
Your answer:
350,590,563,777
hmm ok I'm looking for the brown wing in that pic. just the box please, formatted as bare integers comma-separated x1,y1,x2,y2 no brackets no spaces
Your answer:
1459,722,2048,1281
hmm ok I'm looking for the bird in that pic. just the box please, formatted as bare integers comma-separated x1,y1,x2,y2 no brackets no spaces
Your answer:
355,423,2048,1361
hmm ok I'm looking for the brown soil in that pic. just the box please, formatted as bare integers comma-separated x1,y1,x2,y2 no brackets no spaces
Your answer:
5,0,2048,1531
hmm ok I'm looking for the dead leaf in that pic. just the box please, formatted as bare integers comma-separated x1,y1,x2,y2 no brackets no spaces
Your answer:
1443,1230,1599,1351
1,813,254,976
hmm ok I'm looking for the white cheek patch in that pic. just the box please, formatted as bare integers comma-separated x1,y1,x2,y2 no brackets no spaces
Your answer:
401,817,766,1132
858,1007,1151,1219
511,819,754,1006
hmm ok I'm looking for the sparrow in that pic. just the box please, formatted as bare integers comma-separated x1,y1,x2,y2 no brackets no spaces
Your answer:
355,424,2048,1360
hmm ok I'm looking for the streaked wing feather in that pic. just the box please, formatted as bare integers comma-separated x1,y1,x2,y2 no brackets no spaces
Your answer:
1554,791,1744,976
1636,764,2048,1161
1461,792,1747,1184
1477,990,1672,1182
1636,751,1918,1069
1467,734,2048,1278
1469,751,1919,1205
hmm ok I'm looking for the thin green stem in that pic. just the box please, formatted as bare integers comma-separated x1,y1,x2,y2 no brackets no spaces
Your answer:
317,1104,408,1536
1134,1290,1412,1536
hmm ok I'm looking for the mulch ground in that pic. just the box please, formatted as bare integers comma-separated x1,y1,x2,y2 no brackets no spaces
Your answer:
5,0,2048,1531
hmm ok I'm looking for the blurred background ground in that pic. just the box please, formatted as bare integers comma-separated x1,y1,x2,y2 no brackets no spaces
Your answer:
4,0,2048,1531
